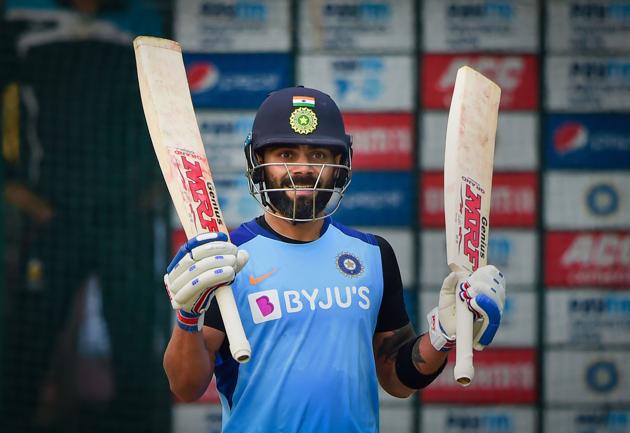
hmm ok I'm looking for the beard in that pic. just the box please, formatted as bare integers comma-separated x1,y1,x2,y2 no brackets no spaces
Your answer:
265,173,334,221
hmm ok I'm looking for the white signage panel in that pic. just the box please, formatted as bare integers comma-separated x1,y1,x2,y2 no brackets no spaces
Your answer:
546,290,630,346
545,350,630,404
545,408,630,433
422,406,536,433
544,172,630,229
547,0,630,53
421,112,538,170
298,55,413,111
420,230,537,288
197,111,254,173
175,0,290,52
423,0,538,52
546,56,630,111
299,0,414,53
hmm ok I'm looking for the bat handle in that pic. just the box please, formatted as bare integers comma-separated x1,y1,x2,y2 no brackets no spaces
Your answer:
454,285,474,386
215,285,251,363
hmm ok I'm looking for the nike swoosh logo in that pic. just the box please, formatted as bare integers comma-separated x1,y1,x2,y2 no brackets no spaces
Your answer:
249,269,277,285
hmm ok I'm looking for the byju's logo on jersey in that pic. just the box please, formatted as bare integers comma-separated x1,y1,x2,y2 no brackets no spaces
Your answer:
248,290,282,324
336,252,364,277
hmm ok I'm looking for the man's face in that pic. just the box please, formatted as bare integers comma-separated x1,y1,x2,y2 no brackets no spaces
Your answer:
260,144,341,220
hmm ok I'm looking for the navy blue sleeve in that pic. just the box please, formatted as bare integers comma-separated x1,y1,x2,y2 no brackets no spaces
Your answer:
374,235,410,333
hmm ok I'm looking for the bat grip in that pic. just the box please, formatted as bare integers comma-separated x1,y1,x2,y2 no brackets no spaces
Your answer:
454,289,474,386
215,285,251,363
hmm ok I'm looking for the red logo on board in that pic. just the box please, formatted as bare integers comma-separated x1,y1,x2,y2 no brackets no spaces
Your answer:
181,156,220,233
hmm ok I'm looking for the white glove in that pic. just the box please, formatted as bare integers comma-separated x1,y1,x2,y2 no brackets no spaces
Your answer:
165,232,249,332
427,265,506,351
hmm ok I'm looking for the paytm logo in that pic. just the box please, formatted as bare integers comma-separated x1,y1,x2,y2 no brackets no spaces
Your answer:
248,290,282,324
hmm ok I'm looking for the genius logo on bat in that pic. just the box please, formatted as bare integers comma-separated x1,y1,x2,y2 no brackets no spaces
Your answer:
461,182,488,271
179,154,223,232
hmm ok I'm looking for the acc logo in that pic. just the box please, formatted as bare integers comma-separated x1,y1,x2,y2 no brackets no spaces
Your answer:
586,183,619,216
336,252,364,277
290,107,318,134
554,122,588,155
585,360,618,393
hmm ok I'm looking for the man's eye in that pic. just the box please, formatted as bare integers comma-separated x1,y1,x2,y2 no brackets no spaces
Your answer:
312,152,325,160
279,151,292,159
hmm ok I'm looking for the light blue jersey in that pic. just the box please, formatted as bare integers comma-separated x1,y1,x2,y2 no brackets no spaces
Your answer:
209,217,387,433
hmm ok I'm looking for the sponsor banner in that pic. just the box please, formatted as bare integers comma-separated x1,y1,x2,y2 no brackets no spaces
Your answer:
420,230,538,288
185,53,291,108
423,0,538,52
545,408,630,433
174,0,290,52
422,54,538,110
173,403,222,433
380,403,413,432
421,112,538,170
544,172,630,229
546,0,630,53
298,55,414,111
343,113,413,170
545,231,630,287
546,56,630,111
421,172,538,228
545,350,630,404
213,174,261,229
421,348,537,403
545,113,630,169
298,0,414,53
546,290,630,346
420,290,537,347
356,227,414,287
197,111,254,173
335,171,411,226
422,406,536,433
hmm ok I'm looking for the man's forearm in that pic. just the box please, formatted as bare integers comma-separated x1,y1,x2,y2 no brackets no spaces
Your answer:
412,333,449,375
163,327,214,402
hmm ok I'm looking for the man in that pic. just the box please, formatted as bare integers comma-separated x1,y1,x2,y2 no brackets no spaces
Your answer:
163,87,506,433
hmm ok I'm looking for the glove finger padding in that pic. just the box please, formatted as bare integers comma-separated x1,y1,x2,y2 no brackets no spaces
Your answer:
460,265,506,351
172,265,236,305
170,254,237,295
168,238,237,282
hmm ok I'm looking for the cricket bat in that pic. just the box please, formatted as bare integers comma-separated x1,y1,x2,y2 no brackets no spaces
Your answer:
443,66,500,386
133,36,251,363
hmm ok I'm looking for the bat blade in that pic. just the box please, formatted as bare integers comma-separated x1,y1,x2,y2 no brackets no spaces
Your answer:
443,66,500,386
134,36,251,363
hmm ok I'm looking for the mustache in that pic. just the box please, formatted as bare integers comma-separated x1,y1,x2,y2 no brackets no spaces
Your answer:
281,175,319,188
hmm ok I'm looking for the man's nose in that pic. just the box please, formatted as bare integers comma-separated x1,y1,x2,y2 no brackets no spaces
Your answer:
290,152,315,173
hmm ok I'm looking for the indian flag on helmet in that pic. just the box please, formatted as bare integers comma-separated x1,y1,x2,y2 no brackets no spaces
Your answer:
293,96,315,107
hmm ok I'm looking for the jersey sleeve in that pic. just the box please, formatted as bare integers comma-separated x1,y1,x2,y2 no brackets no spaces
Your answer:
374,235,410,332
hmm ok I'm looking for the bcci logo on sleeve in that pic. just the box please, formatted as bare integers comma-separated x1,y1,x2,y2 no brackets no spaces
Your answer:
336,252,364,277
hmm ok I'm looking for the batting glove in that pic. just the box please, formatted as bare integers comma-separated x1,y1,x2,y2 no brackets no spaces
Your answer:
427,265,506,351
165,232,249,332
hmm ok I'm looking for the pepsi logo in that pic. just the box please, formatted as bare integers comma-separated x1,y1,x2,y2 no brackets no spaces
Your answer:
187,62,219,93
554,122,588,154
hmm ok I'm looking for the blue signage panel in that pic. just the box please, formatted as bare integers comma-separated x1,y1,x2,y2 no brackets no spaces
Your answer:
185,53,292,108
335,171,412,226
545,114,630,169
